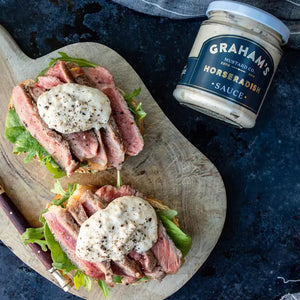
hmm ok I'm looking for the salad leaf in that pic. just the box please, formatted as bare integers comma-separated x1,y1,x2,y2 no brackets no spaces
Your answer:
44,222,76,274
37,52,98,78
124,88,147,124
51,180,79,206
21,227,48,251
13,131,48,163
4,109,26,143
74,270,92,291
137,276,150,282
4,108,65,177
157,212,192,257
39,208,48,224
112,275,123,284
98,280,110,298
158,209,178,220
50,180,66,195
45,159,66,178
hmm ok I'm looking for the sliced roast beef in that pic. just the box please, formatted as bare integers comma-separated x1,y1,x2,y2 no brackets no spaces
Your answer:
95,185,143,203
101,117,125,169
84,66,115,87
67,63,94,87
12,85,79,176
151,221,183,274
112,256,142,279
21,79,43,103
66,64,126,167
46,60,74,83
129,249,166,280
62,131,99,162
83,66,144,156
80,190,107,216
43,206,106,280
37,76,64,90
89,129,108,170
66,197,89,226
29,84,44,102
100,86,144,156
129,250,157,273
144,266,166,280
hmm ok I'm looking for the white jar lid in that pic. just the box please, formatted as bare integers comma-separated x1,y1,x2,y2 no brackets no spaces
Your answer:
206,1,290,44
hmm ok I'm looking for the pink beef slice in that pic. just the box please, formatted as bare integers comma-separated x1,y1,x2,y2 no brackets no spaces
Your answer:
83,67,144,156
79,190,108,216
22,79,43,103
88,129,108,170
43,206,106,280
66,197,89,226
12,85,79,176
62,130,99,162
129,250,157,273
151,221,183,274
95,185,143,203
65,64,124,167
66,63,95,87
101,117,125,169
111,256,142,279
37,76,64,90
29,84,44,102
46,60,74,83
84,66,115,87
101,86,144,156
129,250,166,280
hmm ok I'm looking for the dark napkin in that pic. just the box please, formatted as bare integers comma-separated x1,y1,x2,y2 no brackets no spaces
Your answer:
112,0,300,48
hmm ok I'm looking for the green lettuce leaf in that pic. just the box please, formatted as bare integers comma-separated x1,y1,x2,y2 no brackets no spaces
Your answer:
4,108,25,143
51,180,79,206
45,159,66,178
37,52,98,78
44,222,76,274
112,275,123,284
21,227,48,251
124,88,146,124
74,270,92,291
4,117,23,146
98,280,110,298
39,208,48,224
4,108,66,177
158,209,178,220
137,276,150,282
13,131,47,163
157,212,192,257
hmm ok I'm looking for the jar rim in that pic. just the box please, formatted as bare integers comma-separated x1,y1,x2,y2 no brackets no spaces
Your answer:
206,1,290,44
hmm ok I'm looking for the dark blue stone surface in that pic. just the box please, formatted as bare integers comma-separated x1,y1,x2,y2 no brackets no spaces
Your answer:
0,1,299,299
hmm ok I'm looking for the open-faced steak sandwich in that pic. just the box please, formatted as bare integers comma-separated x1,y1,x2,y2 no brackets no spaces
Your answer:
4,53,146,177
22,181,192,296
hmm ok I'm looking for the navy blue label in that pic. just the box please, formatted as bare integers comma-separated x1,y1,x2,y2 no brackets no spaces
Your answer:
179,35,274,114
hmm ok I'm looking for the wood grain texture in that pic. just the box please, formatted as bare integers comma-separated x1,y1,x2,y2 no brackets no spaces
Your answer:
0,25,226,299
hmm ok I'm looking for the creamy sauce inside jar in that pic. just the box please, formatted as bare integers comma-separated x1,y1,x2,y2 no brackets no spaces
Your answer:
76,196,158,262
37,83,111,133
173,1,290,128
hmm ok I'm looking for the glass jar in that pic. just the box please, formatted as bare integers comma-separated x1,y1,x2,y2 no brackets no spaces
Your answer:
173,1,290,128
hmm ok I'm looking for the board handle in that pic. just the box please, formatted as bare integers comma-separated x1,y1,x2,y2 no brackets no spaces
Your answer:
0,25,32,77
0,184,72,291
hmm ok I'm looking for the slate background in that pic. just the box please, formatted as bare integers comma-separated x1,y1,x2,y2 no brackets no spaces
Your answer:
0,1,299,299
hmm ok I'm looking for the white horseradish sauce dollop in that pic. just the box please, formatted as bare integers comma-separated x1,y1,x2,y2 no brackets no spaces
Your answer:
37,83,111,134
76,196,158,262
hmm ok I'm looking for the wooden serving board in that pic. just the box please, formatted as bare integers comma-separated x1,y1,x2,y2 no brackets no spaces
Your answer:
0,25,226,300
